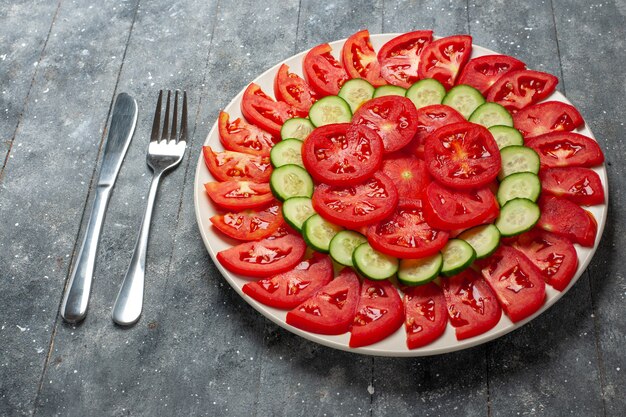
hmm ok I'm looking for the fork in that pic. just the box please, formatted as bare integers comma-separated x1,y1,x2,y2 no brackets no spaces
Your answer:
112,90,187,326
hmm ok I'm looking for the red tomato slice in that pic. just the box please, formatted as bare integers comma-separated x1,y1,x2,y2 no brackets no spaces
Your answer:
377,30,433,88
218,111,279,156
303,43,349,97
424,122,501,189
457,54,526,95
509,229,578,291
423,181,499,230
203,146,272,183
367,199,449,258
301,123,384,185
540,167,605,205
273,64,318,114
204,181,274,211
286,268,361,335
418,35,472,90
441,269,502,340
478,245,546,323
216,234,306,278
380,153,430,198
526,132,604,168
486,70,558,112
537,196,598,247
241,83,302,136
403,282,447,349
352,96,419,153
242,253,333,309
349,279,404,347
210,201,283,241
405,104,466,157
341,29,386,87
513,101,584,138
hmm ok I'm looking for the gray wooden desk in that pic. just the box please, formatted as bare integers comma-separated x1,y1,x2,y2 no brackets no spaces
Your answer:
1,0,624,415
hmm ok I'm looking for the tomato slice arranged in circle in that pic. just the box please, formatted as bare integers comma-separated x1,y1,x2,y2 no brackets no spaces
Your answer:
203,146,272,183
540,167,605,206
349,279,404,348
526,132,604,168
367,199,449,258
242,253,333,309
424,122,501,189
218,111,279,156
273,64,318,115
405,104,465,157
204,181,274,211
537,196,598,247
210,201,283,241
403,282,448,349
286,268,361,335
301,123,384,186
377,30,433,88
341,29,386,87
352,96,419,153
241,83,302,136
457,54,526,95
486,70,558,112
512,101,584,139
303,43,349,97
380,153,430,198
418,35,473,90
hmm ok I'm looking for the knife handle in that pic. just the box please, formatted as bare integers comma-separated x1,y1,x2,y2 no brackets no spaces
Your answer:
61,185,111,323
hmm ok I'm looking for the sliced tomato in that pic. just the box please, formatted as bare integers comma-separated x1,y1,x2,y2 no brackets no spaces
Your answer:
380,153,430,198
349,279,404,347
242,253,333,309
540,167,605,206
367,199,449,258
512,101,584,138
456,54,526,95
218,111,279,156
352,96,419,153
403,282,447,349
478,245,546,323
526,132,604,168
423,181,499,230
312,172,399,229
301,123,383,185
486,70,558,112
210,201,283,241
441,269,502,340
341,29,386,87
509,229,578,291
537,196,598,247
203,146,272,182
286,268,361,335
405,104,466,157
424,122,501,189
241,83,302,136
216,233,306,278
417,35,472,90
303,43,349,97
204,181,274,211
273,64,318,114
377,30,433,88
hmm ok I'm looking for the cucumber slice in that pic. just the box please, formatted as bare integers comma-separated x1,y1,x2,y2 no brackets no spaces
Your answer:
373,85,407,98
498,145,541,180
308,96,352,127
269,164,314,201
497,172,541,206
338,79,375,113
282,197,315,232
280,117,314,140
442,85,486,119
352,242,399,281
441,239,476,277
495,198,540,237
469,102,513,128
270,139,303,168
329,230,367,267
488,125,524,150
405,78,446,109
398,253,443,286
458,224,501,259
302,214,344,253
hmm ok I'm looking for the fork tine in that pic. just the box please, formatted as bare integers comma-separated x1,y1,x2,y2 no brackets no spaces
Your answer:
170,90,179,141
161,90,171,141
150,90,163,142
180,91,188,142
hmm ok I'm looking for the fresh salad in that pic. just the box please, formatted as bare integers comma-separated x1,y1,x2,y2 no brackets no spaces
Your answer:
202,30,606,350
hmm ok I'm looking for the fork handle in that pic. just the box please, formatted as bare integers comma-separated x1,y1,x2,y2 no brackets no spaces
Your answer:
112,171,163,326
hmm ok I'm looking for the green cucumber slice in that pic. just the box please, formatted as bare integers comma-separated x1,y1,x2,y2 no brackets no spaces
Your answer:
397,253,443,286
458,224,501,260
373,85,407,98
282,197,315,232
352,242,399,281
405,78,446,109
280,117,314,140
269,164,314,201
495,198,540,237
469,102,513,128
488,125,524,150
442,85,486,119
497,172,541,206
338,79,375,113
302,214,344,253
499,145,541,180
441,239,476,277
270,139,303,168
329,230,367,267
308,96,352,127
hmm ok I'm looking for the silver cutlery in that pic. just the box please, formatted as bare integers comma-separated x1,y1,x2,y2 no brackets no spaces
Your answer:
112,90,188,326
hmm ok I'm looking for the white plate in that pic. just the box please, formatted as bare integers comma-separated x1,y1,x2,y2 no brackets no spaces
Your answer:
193,34,608,357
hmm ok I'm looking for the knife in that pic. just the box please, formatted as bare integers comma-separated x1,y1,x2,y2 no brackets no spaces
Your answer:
61,93,138,323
